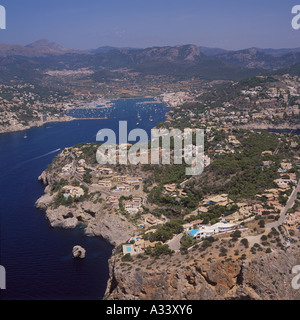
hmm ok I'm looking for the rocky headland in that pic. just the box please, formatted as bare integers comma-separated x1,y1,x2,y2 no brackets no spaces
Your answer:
35,135,300,300
36,169,137,247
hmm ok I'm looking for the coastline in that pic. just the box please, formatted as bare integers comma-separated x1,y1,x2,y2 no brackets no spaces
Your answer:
16,103,300,300
35,175,137,247
0,116,74,135
6,93,299,299
0,95,164,135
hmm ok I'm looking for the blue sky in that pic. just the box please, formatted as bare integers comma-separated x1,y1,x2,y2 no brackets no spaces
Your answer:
0,0,300,50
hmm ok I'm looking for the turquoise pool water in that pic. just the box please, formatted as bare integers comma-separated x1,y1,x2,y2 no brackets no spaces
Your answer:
189,229,199,237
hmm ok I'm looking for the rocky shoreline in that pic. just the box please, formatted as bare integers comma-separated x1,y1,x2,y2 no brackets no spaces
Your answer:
36,170,137,247
34,168,300,300
34,130,300,300
0,115,74,135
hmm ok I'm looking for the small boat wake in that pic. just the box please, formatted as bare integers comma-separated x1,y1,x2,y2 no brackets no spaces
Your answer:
2,148,61,178
28,148,61,162
17,148,61,167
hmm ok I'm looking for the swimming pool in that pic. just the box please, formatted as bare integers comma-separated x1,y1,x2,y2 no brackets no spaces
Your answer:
125,246,132,253
189,229,199,237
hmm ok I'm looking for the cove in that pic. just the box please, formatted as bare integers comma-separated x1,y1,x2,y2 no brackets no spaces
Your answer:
0,98,168,300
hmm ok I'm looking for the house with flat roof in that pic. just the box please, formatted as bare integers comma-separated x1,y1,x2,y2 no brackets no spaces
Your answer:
291,141,298,148
98,180,112,188
62,163,73,174
202,194,232,206
191,222,236,239
112,175,127,183
124,198,142,214
98,167,114,175
106,196,119,207
142,213,165,226
76,166,86,175
122,239,161,255
280,162,293,171
62,185,84,198
183,219,203,232
285,212,300,228
274,178,295,189
261,150,273,156
114,184,131,192
122,242,145,256
126,177,142,185
228,135,241,147
164,183,177,193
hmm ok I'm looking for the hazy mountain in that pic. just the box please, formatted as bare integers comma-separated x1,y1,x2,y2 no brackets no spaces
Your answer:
214,48,280,69
0,39,84,57
90,46,140,54
255,47,300,57
208,46,300,58
25,39,83,55
0,43,34,57
105,45,262,80
4,41,300,82
198,46,230,56
127,44,205,64
87,44,208,69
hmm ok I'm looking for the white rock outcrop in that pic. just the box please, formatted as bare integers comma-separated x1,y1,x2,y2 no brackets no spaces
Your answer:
72,245,86,259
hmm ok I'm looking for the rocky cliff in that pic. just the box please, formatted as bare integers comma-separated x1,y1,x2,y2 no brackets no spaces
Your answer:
105,244,300,300
36,169,137,247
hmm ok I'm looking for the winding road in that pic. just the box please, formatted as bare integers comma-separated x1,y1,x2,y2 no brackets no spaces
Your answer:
246,181,300,246
266,181,300,230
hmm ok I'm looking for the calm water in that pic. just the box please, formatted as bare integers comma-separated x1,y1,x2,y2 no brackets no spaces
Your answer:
267,129,300,135
0,98,168,300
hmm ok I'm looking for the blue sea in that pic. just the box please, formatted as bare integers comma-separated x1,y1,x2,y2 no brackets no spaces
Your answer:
0,98,168,300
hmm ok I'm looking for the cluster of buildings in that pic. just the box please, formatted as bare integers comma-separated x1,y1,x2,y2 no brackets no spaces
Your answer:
62,185,85,198
274,161,297,191
60,147,146,215
285,211,300,229
211,133,242,156
99,175,142,194
162,183,187,199
160,92,193,107
224,203,255,223
0,83,69,129
168,75,300,129
106,196,143,214
122,213,169,255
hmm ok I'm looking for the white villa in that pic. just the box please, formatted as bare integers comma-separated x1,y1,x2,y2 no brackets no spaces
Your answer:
189,222,236,239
